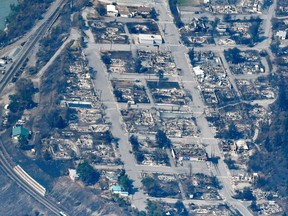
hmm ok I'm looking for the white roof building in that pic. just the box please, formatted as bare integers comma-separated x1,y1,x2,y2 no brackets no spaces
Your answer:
276,30,287,40
193,66,204,76
68,169,79,181
107,5,118,16
235,139,249,150
0,59,6,65
138,34,162,45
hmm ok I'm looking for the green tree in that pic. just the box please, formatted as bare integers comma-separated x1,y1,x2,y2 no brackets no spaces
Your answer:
18,134,30,150
155,130,171,148
77,162,100,185
101,54,112,65
8,78,37,114
234,187,256,201
174,201,188,216
142,177,158,191
96,4,106,16
250,200,260,212
149,8,159,21
146,200,164,216
118,170,133,193
129,135,140,150
43,150,52,161
224,48,245,64
46,109,68,129
135,151,145,163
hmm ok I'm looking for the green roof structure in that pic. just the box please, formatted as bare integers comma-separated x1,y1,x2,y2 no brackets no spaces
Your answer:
12,126,29,138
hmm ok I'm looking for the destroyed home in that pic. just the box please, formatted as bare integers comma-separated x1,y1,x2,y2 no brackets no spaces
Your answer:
159,111,199,138
180,173,222,200
180,17,215,46
126,22,160,35
236,78,275,101
136,50,177,75
225,49,265,75
101,51,135,74
121,108,157,134
129,135,170,166
189,203,236,216
190,51,238,107
141,173,181,198
147,81,189,105
172,142,207,162
88,21,129,44
111,79,150,103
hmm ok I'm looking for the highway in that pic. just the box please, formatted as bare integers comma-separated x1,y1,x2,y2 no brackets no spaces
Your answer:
0,0,66,93
0,0,69,215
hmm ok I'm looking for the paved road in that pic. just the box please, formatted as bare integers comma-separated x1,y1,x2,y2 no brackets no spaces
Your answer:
154,0,253,215
83,19,212,211
84,2,252,213
0,0,67,93
85,45,148,210
82,0,278,214
82,11,149,210
0,140,66,215
33,28,81,81
0,0,69,215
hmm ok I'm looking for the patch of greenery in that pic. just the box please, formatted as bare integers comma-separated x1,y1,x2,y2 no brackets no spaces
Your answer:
101,54,112,65
234,187,256,201
224,48,245,64
155,130,171,148
129,135,145,163
146,200,165,216
142,175,179,197
77,161,100,185
36,6,71,70
118,170,133,193
168,0,184,28
248,75,288,200
18,134,33,150
0,0,54,46
96,4,106,16
8,78,38,125
224,158,239,170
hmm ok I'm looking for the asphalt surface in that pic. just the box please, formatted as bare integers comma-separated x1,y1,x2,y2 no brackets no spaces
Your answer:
83,1,255,213
0,0,66,93
0,141,65,215
154,0,254,215
0,0,277,214
0,0,68,215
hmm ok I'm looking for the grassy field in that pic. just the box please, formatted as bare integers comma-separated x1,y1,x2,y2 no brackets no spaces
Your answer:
178,0,202,7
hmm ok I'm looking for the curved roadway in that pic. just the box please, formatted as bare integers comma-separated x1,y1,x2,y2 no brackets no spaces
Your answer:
0,0,68,215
